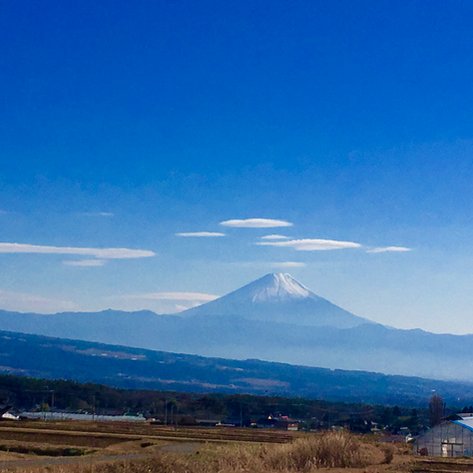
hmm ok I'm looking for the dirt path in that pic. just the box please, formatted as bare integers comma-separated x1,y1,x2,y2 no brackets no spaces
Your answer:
0,442,202,471
0,452,148,471
159,442,201,454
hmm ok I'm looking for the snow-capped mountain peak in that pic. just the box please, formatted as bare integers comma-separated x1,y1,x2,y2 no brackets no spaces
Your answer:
244,273,313,302
181,272,373,329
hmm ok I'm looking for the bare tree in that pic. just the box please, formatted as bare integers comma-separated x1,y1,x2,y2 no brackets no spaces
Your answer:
429,394,445,427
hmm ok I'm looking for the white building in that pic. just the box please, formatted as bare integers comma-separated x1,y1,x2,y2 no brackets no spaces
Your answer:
415,414,473,457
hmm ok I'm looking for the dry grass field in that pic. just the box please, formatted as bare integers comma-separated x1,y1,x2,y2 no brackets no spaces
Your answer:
0,420,441,473
0,420,294,443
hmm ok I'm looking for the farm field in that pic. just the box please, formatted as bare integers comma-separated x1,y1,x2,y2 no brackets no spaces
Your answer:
0,419,422,473
0,420,294,471
2,420,473,473
0,420,295,444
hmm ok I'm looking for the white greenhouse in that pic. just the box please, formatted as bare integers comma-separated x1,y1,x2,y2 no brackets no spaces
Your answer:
415,415,473,457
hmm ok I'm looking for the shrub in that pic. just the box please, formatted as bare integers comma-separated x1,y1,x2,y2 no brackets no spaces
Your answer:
218,432,367,472
381,445,394,464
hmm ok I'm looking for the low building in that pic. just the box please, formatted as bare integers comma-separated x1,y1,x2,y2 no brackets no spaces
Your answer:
256,415,299,431
196,419,220,427
0,405,19,421
415,415,473,457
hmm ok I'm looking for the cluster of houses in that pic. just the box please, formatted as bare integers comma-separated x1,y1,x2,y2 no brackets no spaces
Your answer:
207,414,299,430
168,414,300,430
0,405,301,430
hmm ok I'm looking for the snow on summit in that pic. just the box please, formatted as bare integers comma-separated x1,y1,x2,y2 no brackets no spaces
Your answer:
244,273,312,302
181,273,373,329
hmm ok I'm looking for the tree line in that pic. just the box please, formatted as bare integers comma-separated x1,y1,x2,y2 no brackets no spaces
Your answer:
0,374,456,434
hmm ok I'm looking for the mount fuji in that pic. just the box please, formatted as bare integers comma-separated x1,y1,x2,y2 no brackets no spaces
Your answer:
182,273,373,328
2,273,473,380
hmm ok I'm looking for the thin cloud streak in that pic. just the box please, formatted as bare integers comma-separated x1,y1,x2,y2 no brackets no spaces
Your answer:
257,238,362,251
232,260,306,268
176,232,226,237
261,234,290,240
78,212,114,217
367,246,412,254
0,242,155,259
120,292,218,302
220,218,293,228
270,261,306,268
63,259,106,267
0,289,77,313
106,290,218,314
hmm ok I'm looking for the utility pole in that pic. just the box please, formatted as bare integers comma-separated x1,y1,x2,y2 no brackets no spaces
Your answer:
92,394,96,421
51,390,55,418
41,392,46,420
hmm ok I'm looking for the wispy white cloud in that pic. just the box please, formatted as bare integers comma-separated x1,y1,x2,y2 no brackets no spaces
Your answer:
78,212,114,217
367,246,412,254
0,289,77,313
174,304,192,312
176,232,226,237
261,234,290,240
220,218,293,228
63,259,106,267
270,261,306,268
232,260,306,268
257,238,361,251
110,291,218,314
0,243,155,259
123,292,218,302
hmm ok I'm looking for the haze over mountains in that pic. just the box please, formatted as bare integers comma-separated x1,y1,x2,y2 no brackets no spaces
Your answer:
2,329,473,406
1,273,472,381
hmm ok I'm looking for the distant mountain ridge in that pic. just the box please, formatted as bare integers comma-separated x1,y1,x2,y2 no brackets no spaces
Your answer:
1,329,473,406
1,273,473,381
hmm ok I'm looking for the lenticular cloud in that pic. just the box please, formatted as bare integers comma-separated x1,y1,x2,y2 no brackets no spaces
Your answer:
176,232,225,237
0,242,155,259
258,238,361,251
220,218,293,228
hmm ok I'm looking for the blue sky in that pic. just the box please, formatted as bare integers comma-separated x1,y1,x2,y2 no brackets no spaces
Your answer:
1,0,473,333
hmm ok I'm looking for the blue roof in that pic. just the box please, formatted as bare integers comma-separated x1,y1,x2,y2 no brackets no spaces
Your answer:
452,417,473,433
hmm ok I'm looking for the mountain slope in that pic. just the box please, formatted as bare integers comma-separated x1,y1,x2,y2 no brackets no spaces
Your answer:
1,329,473,406
182,273,373,328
